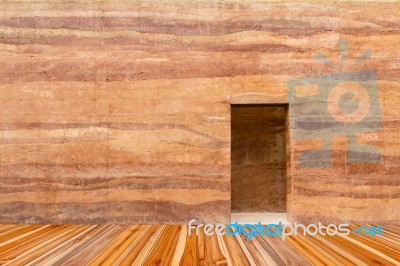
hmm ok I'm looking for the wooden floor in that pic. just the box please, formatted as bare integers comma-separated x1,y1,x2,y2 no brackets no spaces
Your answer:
0,224,399,265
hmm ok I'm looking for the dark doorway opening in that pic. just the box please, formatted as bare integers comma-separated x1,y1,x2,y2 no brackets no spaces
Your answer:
231,105,288,213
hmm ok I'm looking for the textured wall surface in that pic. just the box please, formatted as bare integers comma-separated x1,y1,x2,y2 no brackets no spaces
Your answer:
0,1,399,224
231,106,287,213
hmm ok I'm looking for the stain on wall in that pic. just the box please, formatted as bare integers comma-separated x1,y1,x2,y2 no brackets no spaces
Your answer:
231,106,287,213
0,1,399,224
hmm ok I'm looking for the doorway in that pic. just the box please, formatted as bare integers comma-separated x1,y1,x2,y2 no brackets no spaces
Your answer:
231,105,288,218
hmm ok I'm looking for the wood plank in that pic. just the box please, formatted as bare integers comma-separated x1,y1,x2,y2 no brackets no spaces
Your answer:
3,225,90,266
0,224,398,265
57,225,127,265
222,228,251,266
25,225,104,266
259,231,312,265
144,225,181,265
0,0,399,225
179,228,199,266
123,225,165,265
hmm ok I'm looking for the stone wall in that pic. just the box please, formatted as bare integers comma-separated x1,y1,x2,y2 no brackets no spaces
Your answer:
0,0,399,224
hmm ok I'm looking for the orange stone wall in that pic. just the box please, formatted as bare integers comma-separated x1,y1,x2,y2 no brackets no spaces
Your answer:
0,1,399,224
